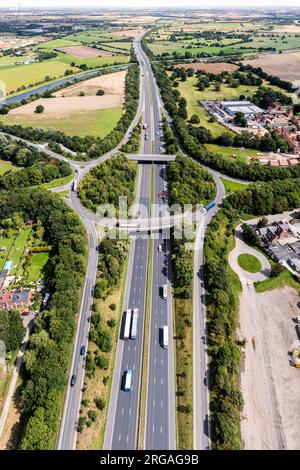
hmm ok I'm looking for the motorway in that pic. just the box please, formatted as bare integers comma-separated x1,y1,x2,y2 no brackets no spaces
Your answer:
0,28,231,451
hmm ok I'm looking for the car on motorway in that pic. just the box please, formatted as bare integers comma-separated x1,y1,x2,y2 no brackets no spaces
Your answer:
70,374,77,387
80,345,86,356
158,244,163,252
296,316,300,324
123,369,132,392
145,133,149,140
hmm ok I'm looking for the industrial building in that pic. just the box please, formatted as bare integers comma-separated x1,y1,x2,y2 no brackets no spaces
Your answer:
220,100,264,117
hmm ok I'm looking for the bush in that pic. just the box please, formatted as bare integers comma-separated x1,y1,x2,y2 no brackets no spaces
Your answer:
107,318,116,328
95,397,106,410
35,105,44,114
87,410,97,422
95,353,109,370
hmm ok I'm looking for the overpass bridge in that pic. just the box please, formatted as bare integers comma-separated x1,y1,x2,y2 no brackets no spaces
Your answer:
126,154,176,162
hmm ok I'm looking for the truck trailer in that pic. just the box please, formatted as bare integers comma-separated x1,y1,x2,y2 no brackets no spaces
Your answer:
123,309,132,340
130,308,139,339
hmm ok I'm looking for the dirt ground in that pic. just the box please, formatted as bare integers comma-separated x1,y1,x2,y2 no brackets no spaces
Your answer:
239,285,300,450
263,25,300,34
57,45,113,58
110,28,143,37
243,52,300,83
0,36,47,49
9,95,123,115
54,70,126,98
177,62,238,73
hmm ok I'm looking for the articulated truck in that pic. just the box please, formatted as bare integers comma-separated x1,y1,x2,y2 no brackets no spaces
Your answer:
123,309,132,340
130,308,139,339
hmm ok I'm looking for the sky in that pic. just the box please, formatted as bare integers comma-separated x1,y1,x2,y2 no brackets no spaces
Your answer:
3,0,300,9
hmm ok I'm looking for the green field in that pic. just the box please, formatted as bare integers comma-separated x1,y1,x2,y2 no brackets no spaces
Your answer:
177,77,235,137
238,253,262,273
2,107,123,138
206,144,260,163
0,55,33,68
56,52,128,68
255,268,300,293
0,60,79,94
247,34,300,52
38,173,74,190
0,159,19,175
36,38,81,49
221,177,249,194
0,232,16,272
9,228,31,275
27,252,50,283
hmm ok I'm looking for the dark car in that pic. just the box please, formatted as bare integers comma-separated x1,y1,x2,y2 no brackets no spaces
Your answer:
70,374,77,387
80,345,86,356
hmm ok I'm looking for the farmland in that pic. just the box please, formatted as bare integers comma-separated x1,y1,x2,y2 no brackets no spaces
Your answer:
177,62,238,74
146,19,300,60
1,70,126,137
0,60,79,94
243,52,300,83
2,108,123,138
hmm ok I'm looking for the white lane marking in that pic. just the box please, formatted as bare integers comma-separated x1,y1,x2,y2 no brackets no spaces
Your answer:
154,377,156,384
161,401,163,408
121,408,124,415
126,434,129,443
155,323,157,329
118,434,121,442
129,408,132,416
154,358,156,364
152,425,155,433
135,346,137,351
132,364,135,370
161,378,163,385
153,400,155,407
161,358,163,365
160,426,163,434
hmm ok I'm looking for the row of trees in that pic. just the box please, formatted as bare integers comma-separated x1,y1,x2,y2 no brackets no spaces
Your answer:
0,189,87,449
120,120,141,154
0,135,72,189
204,177,300,449
0,62,139,161
78,154,137,215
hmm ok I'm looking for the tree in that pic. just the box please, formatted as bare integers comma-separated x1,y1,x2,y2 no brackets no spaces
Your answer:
35,105,45,114
257,216,268,228
189,114,200,124
234,112,247,128
241,223,260,246
271,262,284,278
0,309,25,352
96,89,105,96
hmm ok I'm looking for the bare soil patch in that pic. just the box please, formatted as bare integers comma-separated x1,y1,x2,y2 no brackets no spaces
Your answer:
239,285,300,450
54,70,126,98
9,95,124,115
110,28,142,38
58,45,113,58
0,36,47,49
243,52,300,83
177,62,238,73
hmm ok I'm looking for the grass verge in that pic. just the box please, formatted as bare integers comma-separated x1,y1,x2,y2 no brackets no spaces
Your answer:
137,237,153,449
238,253,262,273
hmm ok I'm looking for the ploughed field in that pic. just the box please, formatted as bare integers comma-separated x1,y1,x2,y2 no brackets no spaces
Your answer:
1,70,126,138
